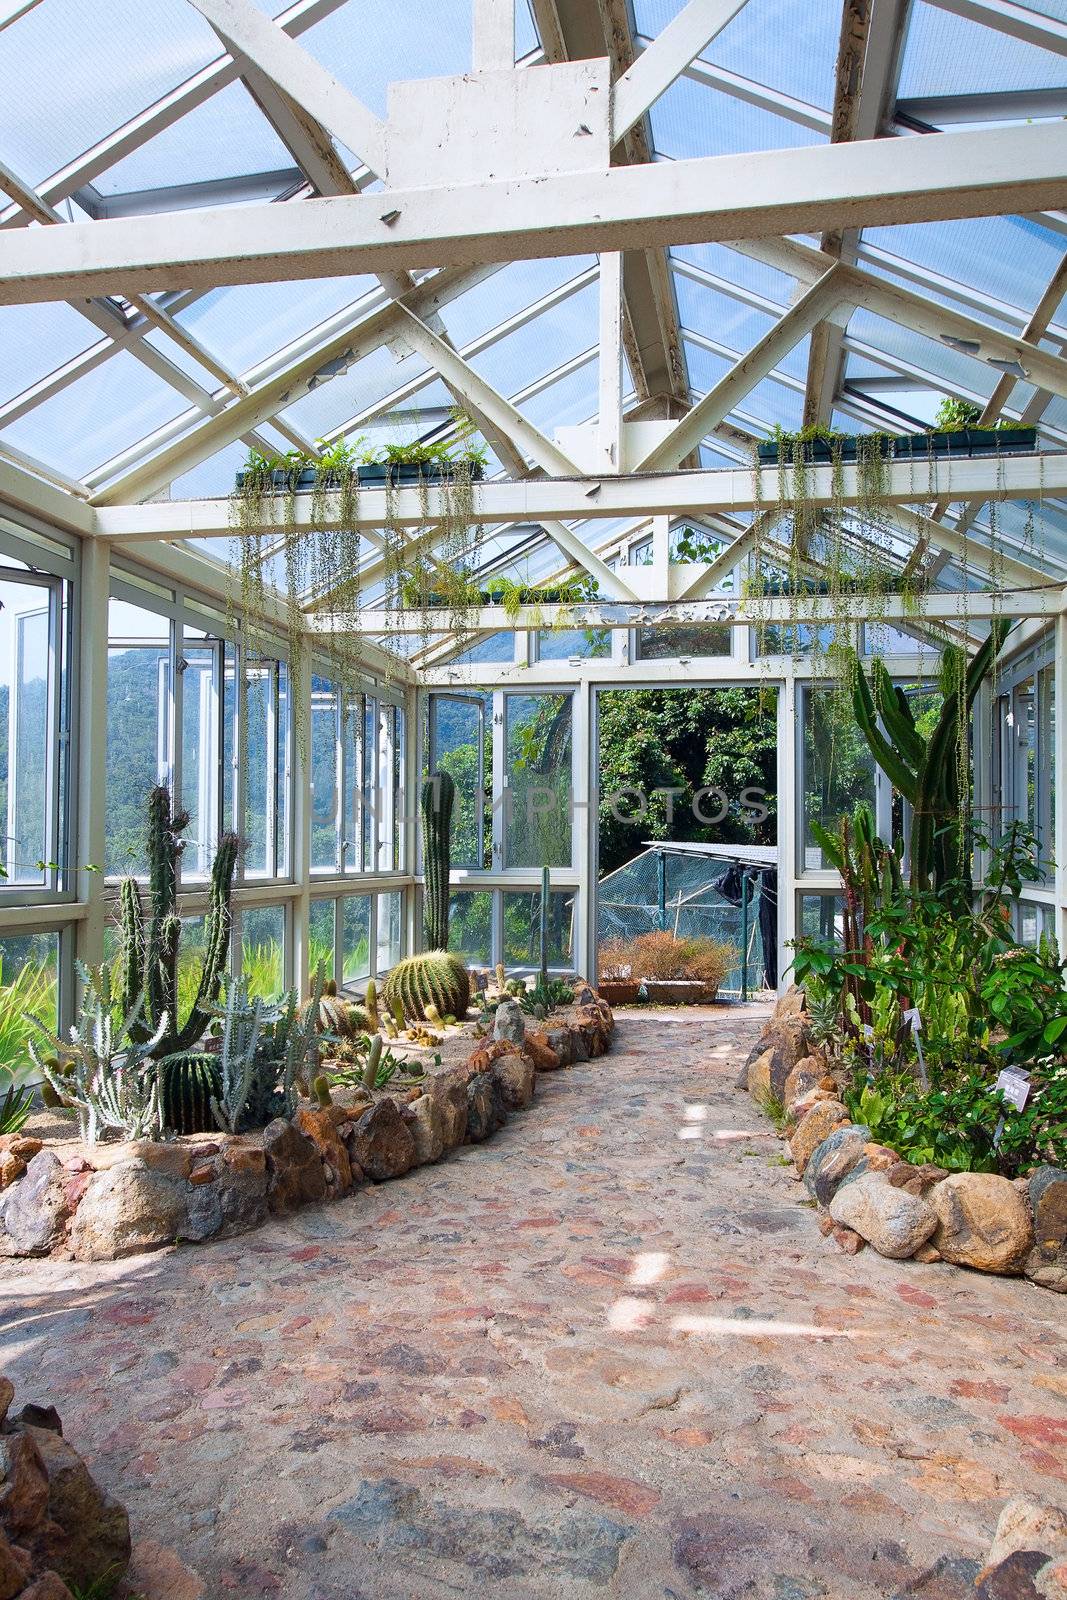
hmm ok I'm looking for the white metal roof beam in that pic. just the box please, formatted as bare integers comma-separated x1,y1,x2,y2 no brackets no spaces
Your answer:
4,122,1062,303
612,0,752,141
729,234,1067,402
92,453,1067,540
637,267,847,471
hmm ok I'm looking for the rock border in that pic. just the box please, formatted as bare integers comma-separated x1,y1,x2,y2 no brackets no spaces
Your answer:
743,989,1065,1293
0,989,615,1266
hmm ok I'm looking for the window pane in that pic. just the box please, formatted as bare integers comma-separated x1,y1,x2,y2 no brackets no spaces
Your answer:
0,579,53,885
377,704,396,871
375,891,401,973
363,697,377,868
538,626,610,661
799,893,846,947
342,694,362,873
637,625,731,659
503,889,574,969
341,895,371,984
242,905,286,999
429,693,489,869
310,675,340,872
449,889,492,966
394,705,406,871
505,692,573,868
0,930,59,1072
244,659,285,879
106,598,170,877
309,898,335,986
801,688,874,870
180,640,220,882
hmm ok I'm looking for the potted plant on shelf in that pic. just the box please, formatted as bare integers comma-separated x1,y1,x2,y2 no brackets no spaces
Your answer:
755,401,1036,465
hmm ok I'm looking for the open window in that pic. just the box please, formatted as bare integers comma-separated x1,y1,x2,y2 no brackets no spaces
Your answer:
0,571,67,891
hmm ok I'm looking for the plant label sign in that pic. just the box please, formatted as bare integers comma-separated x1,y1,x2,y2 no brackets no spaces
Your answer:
902,1007,922,1034
995,1068,1030,1111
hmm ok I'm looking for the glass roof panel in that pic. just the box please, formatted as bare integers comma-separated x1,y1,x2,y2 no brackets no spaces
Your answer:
0,301,100,406
1,349,187,479
635,0,841,110
300,0,474,120
861,217,1067,321
0,0,223,186
173,277,376,377
466,282,598,398
93,80,294,196
649,77,823,160
897,1,1067,97
440,258,597,349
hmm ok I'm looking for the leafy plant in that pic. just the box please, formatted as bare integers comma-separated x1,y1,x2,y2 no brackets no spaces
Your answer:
27,963,169,1145
0,1069,34,1134
518,977,575,1016
933,396,981,432
0,956,57,1077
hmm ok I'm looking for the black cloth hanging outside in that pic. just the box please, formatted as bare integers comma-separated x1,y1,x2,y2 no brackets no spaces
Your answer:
712,862,779,990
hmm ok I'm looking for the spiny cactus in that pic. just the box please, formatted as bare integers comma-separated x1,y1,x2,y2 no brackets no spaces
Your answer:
117,787,238,1130
361,1034,383,1094
163,1055,222,1136
390,993,406,1031
382,952,470,1023
313,1075,333,1108
848,620,1012,905
364,978,379,1033
422,770,454,950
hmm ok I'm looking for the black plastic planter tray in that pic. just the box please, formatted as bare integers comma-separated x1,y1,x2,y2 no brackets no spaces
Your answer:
236,462,484,489
755,427,1036,464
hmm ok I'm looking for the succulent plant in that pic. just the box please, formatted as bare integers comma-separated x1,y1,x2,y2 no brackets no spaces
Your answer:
422,770,454,951
382,952,470,1023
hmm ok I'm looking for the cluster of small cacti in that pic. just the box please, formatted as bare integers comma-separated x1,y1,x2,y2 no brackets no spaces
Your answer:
382,952,470,1023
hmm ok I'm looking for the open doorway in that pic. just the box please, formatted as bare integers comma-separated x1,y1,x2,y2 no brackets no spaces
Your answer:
595,686,779,999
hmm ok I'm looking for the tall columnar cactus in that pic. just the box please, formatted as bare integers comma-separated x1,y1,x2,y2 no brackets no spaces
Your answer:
848,620,1011,905
382,952,470,1023
422,770,454,951
118,786,239,1059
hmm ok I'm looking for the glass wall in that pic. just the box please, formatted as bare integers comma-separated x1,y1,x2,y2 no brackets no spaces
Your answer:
799,686,875,871
504,692,573,869
0,571,67,890
106,596,171,878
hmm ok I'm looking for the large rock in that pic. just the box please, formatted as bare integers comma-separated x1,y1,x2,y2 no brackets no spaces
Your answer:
184,1145,266,1241
0,1153,70,1258
427,1074,468,1152
24,1426,130,1590
545,1027,576,1067
829,1171,938,1259
262,1119,328,1216
493,999,525,1046
19,1575,76,1599
294,1106,352,1195
491,1051,536,1110
782,1058,826,1108
0,1432,49,1537
1025,1166,1067,1293
466,1072,507,1143
788,1100,850,1176
346,1099,416,1182
803,1124,872,1206
987,1499,1067,1569
69,1162,188,1263
404,1094,444,1165
0,1530,31,1598
746,1015,811,1102
930,1172,1034,1275
522,1030,561,1074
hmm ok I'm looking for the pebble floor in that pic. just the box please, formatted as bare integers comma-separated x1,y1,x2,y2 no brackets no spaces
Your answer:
2,1005,1066,1600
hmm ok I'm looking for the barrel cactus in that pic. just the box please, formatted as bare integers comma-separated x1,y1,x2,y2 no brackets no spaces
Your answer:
422,770,454,951
161,1055,220,1136
382,952,470,1023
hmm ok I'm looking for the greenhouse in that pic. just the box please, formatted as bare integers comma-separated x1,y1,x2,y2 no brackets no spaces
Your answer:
0,0,1066,1595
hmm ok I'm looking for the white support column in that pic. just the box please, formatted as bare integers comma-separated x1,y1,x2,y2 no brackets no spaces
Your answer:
575,676,596,982
1056,612,1067,952
598,251,624,474
472,0,514,68
74,538,110,976
290,641,313,994
777,669,798,996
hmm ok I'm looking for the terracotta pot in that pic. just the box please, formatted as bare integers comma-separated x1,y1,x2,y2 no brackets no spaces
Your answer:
597,979,641,1006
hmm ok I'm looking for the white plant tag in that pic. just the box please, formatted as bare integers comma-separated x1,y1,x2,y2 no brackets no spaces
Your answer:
995,1068,1030,1111
902,1007,922,1034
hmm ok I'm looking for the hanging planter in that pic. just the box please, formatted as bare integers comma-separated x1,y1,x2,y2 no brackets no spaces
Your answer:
755,426,1036,464
236,460,485,490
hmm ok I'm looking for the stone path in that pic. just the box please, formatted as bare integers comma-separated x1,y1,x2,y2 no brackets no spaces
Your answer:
2,1005,1065,1600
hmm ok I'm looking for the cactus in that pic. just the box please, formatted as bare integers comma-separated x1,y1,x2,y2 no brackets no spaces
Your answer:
313,1075,333,1108
27,962,169,1146
364,978,379,1033
207,966,325,1133
390,993,406,1031
422,770,455,951
362,1034,383,1094
382,952,470,1023
116,787,238,1131
495,962,506,993
848,620,1012,905
163,1054,222,1136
